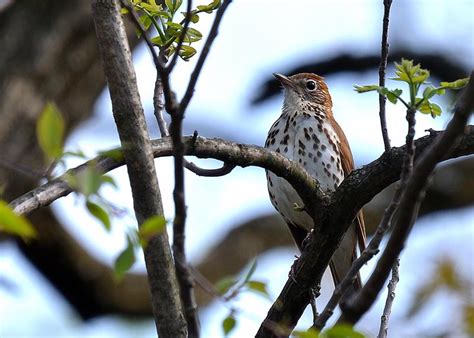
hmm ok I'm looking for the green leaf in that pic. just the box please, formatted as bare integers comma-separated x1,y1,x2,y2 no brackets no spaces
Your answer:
141,0,162,13
114,238,136,281
37,102,65,160
178,45,196,60
417,98,442,118
66,165,103,197
386,89,402,104
139,14,152,31
440,77,469,89
247,280,271,299
412,69,430,84
119,7,129,15
323,324,365,338
165,0,179,13
197,0,221,13
86,200,111,231
98,148,124,161
182,27,202,43
151,35,164,46
0,200,37,239
353,85,382,93
101,175,118,189
138,215,166,247
222,313,236,336
423,86,439,100
292,328,320,338
189,13,200,23
215,277,237,295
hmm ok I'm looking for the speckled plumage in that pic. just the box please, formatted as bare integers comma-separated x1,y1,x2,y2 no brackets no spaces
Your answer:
265,73,366,293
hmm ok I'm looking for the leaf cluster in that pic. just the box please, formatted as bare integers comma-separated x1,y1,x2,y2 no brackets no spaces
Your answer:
121,0,221,61
355,59,469,117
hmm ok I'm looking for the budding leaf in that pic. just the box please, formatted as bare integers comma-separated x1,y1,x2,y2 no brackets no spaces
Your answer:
178,45,196,60
215,277,237,295
0,200,37,239
423,86,445,100
66,165,103,197
386,89,402,104
324,324,365,338
440,77,469,89
292,328,320,338
353,85,382,93
37,102,65,160
86,200,111,231
247,280,271,299
222,313,236,336
114,238,136,281
141,0,162,13
138,215,166,247
418,100,442,118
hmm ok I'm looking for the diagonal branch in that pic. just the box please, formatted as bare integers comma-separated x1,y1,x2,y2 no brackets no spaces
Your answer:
338,71,474,324
179,0,233,115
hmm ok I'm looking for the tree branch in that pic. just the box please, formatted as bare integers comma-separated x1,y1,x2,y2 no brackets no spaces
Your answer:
338,71,474,324
179,0,233,115
378,260,399,338
378,0,393,151
90,1,185,337
9,129,473,219
168,1,201,335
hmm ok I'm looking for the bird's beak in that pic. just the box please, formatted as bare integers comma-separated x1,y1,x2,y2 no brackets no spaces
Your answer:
273,73,295,89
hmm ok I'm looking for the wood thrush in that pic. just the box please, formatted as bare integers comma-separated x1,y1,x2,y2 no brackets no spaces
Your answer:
265,73,366,295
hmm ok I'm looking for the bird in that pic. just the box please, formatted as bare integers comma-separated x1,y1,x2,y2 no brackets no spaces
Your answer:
265,72,366,297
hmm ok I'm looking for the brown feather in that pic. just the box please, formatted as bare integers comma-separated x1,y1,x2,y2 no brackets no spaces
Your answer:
328,114,367,291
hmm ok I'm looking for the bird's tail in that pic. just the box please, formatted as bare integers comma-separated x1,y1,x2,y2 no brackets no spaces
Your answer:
329,223,362,302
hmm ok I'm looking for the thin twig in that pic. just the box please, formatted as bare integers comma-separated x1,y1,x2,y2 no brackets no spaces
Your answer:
153,72,234,175
378,0,393,151
185,161,236,177
338,72,474,325
168,0,201,333
179,0,233,115
154,75,169,137
378,259,399,338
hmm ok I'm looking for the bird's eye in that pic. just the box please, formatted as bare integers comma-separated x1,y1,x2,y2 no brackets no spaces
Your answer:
306,80,317,91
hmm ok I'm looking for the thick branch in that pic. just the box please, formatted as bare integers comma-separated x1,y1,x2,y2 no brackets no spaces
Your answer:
9,129,474,218
90,1,185,337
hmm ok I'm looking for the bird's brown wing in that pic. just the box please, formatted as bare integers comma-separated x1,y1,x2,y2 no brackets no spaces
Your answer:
328,117,367,292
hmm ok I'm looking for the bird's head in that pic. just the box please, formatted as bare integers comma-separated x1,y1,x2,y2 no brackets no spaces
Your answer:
273,72,333,113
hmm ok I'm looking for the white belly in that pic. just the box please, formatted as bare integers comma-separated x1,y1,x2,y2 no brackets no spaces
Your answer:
266,113,344,231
